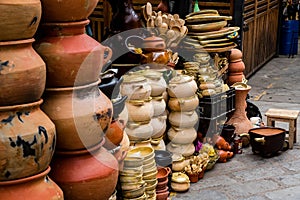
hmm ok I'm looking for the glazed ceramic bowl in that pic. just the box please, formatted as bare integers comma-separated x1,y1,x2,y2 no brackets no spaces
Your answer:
123,156,144,168
121,180,146,191
119,174,143,183
127,146,155,161
122,183,146,199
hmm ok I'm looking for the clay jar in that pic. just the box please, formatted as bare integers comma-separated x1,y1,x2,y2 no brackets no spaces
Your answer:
34,20,112,87
49,142,119,200
0,99,56,181
0,0,41,41
0,39,46,106
167,75,198,98
41,80,113,150
125,97,154,122
168,111,198,128
104,118,125,150
168,94,199,112
167,127,197,144
40,0,98,22
125,121,153,141
0,167,63,200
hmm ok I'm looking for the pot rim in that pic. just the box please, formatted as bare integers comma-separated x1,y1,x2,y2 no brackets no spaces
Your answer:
41,19,90,28
0,166,50,186
249,126,286,136
0,38,34,46
45,79,101,92
0,99,43,112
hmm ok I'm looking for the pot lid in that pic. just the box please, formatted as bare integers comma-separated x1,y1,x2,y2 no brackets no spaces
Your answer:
143,33,166,51
138,66,162,79
169,74,193,84
171,172,190,183
122,72,146,83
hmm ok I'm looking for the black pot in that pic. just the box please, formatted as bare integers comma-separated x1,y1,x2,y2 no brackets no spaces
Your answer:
155,150,173,167
220,124,236,143
112,95,127,120
99,69,123,99
249,127,286,157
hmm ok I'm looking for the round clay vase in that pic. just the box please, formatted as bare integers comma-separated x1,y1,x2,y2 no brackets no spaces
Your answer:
0,0,42,41
167,75,198,98
0,167,63,200
34,20,112,87
230,48,243,63
0,99,56,181
49,142,119,200
41,80,113,150
40,0,98,22
0,39,46,106
104,118,125,150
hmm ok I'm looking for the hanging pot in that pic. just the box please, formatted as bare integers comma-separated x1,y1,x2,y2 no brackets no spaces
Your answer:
50,141,119,200
40,0,98,22
0,99,56,181
0,167,63,200
0,0,41,41
34,20,112,87
0,39,46,106
41,80,113,150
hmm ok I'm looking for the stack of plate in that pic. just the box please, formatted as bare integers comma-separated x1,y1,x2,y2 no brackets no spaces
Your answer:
127,147,158,199
120,157,147,200
183,9,240,52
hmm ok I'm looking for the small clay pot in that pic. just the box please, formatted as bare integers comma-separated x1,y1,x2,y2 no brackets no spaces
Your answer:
168,94,199,112
104,118,125,149
167,75,198,98
171,172,190,192
156,167,171,182
125,97,154,122
142,34,166,52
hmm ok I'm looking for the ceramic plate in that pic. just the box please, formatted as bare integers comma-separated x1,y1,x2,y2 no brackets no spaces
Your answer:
185,10,219,18
187,20,227,32
187,26,240,39
203,43,237,53
199,38,231,45
201,41,235,48
186,15,232,24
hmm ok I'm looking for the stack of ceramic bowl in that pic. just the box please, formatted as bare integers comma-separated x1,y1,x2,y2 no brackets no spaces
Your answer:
120,156,147,200
121,72,154,147
156,167,171,200
135,66,168,150
127,147,158,199
166,74,199,157
0,1,64,199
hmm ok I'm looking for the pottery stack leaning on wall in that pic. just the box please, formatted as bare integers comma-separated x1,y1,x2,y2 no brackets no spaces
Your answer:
34,1,119,199
0,1,63,199
166,74,199,158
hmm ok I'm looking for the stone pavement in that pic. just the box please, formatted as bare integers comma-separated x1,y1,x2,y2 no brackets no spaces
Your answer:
170,43,300,199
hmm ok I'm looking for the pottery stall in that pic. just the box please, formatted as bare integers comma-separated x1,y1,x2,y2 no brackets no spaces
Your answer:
0,1,63,199
33,1,119,199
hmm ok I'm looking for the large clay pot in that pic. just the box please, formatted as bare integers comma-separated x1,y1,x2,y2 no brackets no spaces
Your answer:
0,0,41,41
0,167,63,200
0,99,56,181
0,39,46,106
34,20,112,87
40,0,98,22
41,80,113,150
50,142,119,200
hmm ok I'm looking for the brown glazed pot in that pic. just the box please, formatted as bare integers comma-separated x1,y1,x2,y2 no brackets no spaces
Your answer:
41,80,113,150
0,99,56,181
0,0,41,41
0,39,46,106
0,167,63,200
40,0,98,22
34,20,112,87
50,142,119,200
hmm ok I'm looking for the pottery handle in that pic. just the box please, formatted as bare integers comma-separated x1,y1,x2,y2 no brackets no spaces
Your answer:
165,167,171,175
254,137,265,145
102,46,113,65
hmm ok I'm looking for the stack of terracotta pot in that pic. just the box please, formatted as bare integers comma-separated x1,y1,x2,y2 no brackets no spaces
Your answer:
166,74,199,157
0,1,63,199
32,0,119,199
134,66,168,150
121,72,154,147
156,167,171,200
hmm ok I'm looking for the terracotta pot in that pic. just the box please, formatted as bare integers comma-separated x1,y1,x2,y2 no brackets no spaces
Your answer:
0,39,46,106
167,127,197,144
143,34,166,52
50,142,119,200
41,80,113,150
0,167,63,200
104,118,125,150
168,94,199,112
34,20,112,87
40,0,98,22
230,48,243,63
217,150,233,163
187,173,199,183
156,167,171,182
125,98,154,122
168,111,198,128
0,99,56,181
226,84,253,138
212,134,232,151
0,0,41,41
120,72,152,100
167,75,198,98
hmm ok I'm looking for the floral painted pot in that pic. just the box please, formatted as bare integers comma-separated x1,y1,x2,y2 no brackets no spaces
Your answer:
0,39,46,106
0,0,41,41
40,0,98,22
0,99,56,181
50,141,119,200
34,20,112,87
41,80,113,150
0,167,63,200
